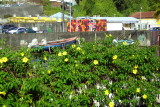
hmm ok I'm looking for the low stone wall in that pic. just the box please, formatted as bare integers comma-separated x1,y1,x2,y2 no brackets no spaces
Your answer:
0,30,155,49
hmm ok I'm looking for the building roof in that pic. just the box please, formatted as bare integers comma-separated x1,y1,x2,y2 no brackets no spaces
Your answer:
50,12,73,18
129,11,155,19
76,17,139,23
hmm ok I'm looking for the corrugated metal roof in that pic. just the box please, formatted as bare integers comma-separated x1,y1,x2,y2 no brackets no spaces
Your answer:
76,17,139,23
129,11,155,19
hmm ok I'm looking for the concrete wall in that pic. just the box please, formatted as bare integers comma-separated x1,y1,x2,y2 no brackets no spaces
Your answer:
0,30,155,49
0,4,43,18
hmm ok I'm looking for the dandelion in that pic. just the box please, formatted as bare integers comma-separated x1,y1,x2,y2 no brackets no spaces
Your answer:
76,47,81,50
22,57,29,63
142,94,147,99
0,91,6,96
104,90,109,95
136,88,141,93
93,60,99,65
109,102,114,107
122,41,127,45
64,58,69,62
132,69,138,74
20,52,24,56
72,44,76,48
134,65,138,69
58,52,62,56
43,56,47,60
112,55,118,60
1,57,8,62
62,51,67,55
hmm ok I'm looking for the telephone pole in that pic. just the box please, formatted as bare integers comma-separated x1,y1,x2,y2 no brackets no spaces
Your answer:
61,0,65,32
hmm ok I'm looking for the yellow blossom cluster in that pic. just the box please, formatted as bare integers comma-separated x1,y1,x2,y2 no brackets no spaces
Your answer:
58,51,68,56
20,52,24,56
104,90,109,95
0,57,8,63
109,102,114,107
106,34,112,38
0,91,6,96
132,65,138,74
112,55,118,60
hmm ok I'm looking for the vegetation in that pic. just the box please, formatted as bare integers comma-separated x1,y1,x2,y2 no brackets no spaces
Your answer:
0,35,160,106
73,0,159,17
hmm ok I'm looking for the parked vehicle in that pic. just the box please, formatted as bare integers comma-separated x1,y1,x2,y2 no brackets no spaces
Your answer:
4,27,18,34
2,24,16,33
8,27,26,34
149,27,160,31
25,28,37,33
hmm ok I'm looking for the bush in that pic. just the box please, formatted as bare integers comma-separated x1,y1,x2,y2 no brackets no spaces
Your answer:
0,34,160,106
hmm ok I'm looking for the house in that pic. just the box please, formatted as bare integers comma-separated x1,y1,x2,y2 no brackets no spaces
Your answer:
91,17,139,31
129,11,160,30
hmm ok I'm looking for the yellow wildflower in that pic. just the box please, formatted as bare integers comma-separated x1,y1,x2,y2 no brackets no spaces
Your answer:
76,47,81,50
122,41,127,45
64,58,69,62
132,69,138,74
72,44,76,48
112,55,118,60
142,94,147,99
109,102,114,107
58,52,62,56
22,57,29,63
75,64,78,67
134,65,138,69
109,34,112,37
136,88,141,93
43,56,47,60
141,76,145,80
156,68,159,71
47,70,51,74
106,35,109,38
62,51,67,55
0,91,6,96
2,57,8,62
2,105,7,107
20,52,24,56
104,90,109,95
0,58,3,63
93,60,99,65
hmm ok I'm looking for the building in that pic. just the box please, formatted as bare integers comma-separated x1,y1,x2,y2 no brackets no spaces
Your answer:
49,0,77,7
129,11,160,30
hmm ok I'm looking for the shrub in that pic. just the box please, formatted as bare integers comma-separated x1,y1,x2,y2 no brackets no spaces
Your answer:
0,34,160,106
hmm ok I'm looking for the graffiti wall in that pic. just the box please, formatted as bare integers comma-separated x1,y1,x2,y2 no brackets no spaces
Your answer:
67,19,107,32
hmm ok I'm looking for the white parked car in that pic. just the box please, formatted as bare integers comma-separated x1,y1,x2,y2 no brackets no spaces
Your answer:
8,27,26,34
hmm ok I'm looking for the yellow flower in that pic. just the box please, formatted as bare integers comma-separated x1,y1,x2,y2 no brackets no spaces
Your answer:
132,55,135,57
20,52,24,56
134,65,138,69
2,57,8,62
109,34,112,37
106,35,109,38
0,91,6,96
76,47,81,50
64,58,69,62
104,90,109,95
62,51,67,55
136,88,141,93
0,58,3,63
22,57,29,63
132,69,138,74
75,64,78,67
112,55,118,60
2,105,7,107
72,44,76,48
156,68,159,71
122,41,127,45
93,60,99,65
43,56,47,60
47,70,51,74
141,76,145,80
58,52,62,56
142,94,147,99
109,102,114,107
